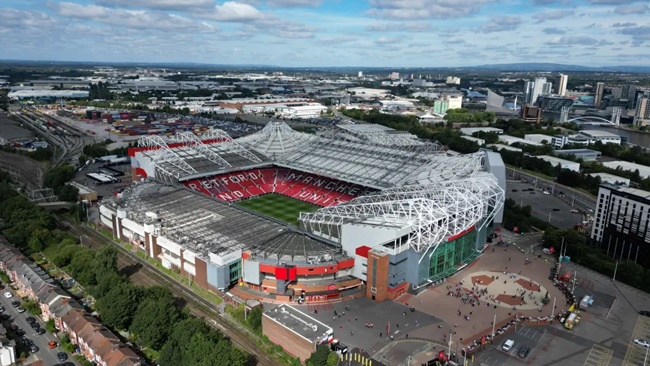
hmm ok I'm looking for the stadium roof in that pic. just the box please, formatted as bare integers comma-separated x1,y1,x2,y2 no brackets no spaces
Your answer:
237,121,314,160
299,173,504,253
136,129,267,183
107,182,343,263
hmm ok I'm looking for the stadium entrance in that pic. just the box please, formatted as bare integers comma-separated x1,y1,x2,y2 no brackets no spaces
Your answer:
427,228,478,282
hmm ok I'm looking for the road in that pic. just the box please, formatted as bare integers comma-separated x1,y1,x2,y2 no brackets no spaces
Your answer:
1,286,77,366
57,217,280,366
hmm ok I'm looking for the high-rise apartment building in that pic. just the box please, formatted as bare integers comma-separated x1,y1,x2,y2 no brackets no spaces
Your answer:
594,82,605,109
555,74,568,96
530,77,547,105
524,81,535,104
591,185,650,266
634,97,650,127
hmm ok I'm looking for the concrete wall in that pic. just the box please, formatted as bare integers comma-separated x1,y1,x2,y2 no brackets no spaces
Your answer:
483,150,506,224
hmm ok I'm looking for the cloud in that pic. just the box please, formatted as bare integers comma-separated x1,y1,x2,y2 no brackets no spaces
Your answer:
542,27,566,34
0,8,57,29
587,0,629,4
94,0,214,10
615,25,650,45
478,15,521,33
366,22,432,32
54,2,217,32
194,1,266,21
374,36,399,45
367,0,496,19
611,22,637,27
266,0,322,6
532,9,573,23
546,35,614,47
614,4,649,15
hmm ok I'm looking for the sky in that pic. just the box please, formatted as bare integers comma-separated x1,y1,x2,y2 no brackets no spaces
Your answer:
1,0,649,67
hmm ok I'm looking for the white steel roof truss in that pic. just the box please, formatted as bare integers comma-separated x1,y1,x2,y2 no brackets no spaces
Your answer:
137,135,197,178
202,129,263,163
170,131,231,168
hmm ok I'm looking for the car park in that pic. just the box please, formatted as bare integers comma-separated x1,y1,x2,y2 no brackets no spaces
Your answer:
634,339,650,348
3,292,11,298
503,339,515,352
518,345,530,358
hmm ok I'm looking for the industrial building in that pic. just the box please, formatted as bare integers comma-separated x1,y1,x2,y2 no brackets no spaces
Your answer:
553,149,602,162
524,134,555,144
262,304,333,361
536,155,580,172
589,173,630,186
578,130,621,145
602,161,650,179
100,122,505,304
591,185,650,267
460,127,503,136
7,90,90,100
498,135,542,147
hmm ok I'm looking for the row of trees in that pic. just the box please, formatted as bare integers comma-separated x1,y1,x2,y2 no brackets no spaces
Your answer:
44,165,79,202
443,108,495,124
542,228,650,292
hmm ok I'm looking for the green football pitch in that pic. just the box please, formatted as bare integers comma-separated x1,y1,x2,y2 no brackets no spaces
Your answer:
235,193,320,226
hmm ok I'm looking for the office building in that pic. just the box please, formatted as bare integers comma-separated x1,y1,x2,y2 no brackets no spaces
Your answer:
594,82,605,109
446,76,461,85
524,81,535,104
634,97,650,127
554,149,602,162
591,185,650,266
524,134,554,144
530,77,547,104
433,99,449,115
537,95,573,112
358,71,363,78
556,74,568,96
578,130,622,145
389,72,400,80
520,104,542,123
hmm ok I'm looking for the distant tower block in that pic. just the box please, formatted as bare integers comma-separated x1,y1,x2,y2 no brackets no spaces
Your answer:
560,106,570,123
358,71,363,78
611,107,622,126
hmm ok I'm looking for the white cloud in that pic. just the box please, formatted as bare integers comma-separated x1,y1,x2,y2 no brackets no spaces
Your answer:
195,1,266,21
367,0,496,19
542,27,566,34
546,35,613,46
533,9,573,23
54,2,217,32
366,22,432,32
478,15,521,33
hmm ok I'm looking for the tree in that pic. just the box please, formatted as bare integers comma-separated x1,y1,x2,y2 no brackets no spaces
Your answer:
130,297,181,350
96,282,142,330
247,306,263,334
92,272,125,300
67,248,97,286
57,184,79,202
306,345,331,366
95,245,118,277
28,237,44,252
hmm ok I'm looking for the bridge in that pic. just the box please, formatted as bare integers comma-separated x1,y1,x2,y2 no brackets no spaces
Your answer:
567,115,619,126
37,201,75,210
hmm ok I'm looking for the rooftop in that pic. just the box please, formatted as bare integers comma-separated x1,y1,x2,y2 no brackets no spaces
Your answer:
536,155,579,166
264,304,333,343
602,161,650,179
579,130,621,138
107,181,344,263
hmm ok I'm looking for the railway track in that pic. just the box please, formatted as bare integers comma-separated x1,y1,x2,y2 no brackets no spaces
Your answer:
55,216,280,366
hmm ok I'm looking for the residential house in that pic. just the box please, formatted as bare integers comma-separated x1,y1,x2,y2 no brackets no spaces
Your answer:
37,286,71,322
0,324,16,366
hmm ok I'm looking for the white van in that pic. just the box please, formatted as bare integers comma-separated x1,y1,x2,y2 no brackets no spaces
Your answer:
503,339,515,352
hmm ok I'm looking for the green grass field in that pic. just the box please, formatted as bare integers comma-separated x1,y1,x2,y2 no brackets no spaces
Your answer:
235,193,320,225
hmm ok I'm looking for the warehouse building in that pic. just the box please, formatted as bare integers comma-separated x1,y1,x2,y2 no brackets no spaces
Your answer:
553,149,602,162
589,173,630,186
602,161,650,179
536,155,580,172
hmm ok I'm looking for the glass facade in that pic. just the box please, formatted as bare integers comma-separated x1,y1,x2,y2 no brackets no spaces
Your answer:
427,229,478,282
229,260,242,285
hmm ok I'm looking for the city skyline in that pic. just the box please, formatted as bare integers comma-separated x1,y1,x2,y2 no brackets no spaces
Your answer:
1,0,650,67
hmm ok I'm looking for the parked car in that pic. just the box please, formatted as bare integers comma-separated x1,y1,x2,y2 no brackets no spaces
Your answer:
25,317,35,324
3,292,11,298
57,352,68,361
552,208,560,212
503,339,515,351
634,339,650,348
11,301,20,308
29,345,38,353
15,329,25,336
48,341,57,349
16,307,25,313
22,337,33,347
543,191,550,195
0,314,10,321
518,345,530,358
30,322,39,330
36,328,45,335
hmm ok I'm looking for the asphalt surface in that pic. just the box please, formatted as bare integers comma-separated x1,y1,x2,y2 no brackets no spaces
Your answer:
0,286,77,366
506,180,584,229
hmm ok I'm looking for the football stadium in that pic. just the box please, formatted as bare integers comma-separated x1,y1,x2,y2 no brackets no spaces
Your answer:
99,121,506,302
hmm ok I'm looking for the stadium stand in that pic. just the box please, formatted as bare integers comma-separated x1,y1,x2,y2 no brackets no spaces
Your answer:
184,167,373,206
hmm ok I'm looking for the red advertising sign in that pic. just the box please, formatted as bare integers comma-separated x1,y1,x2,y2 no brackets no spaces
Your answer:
327,284,336,291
